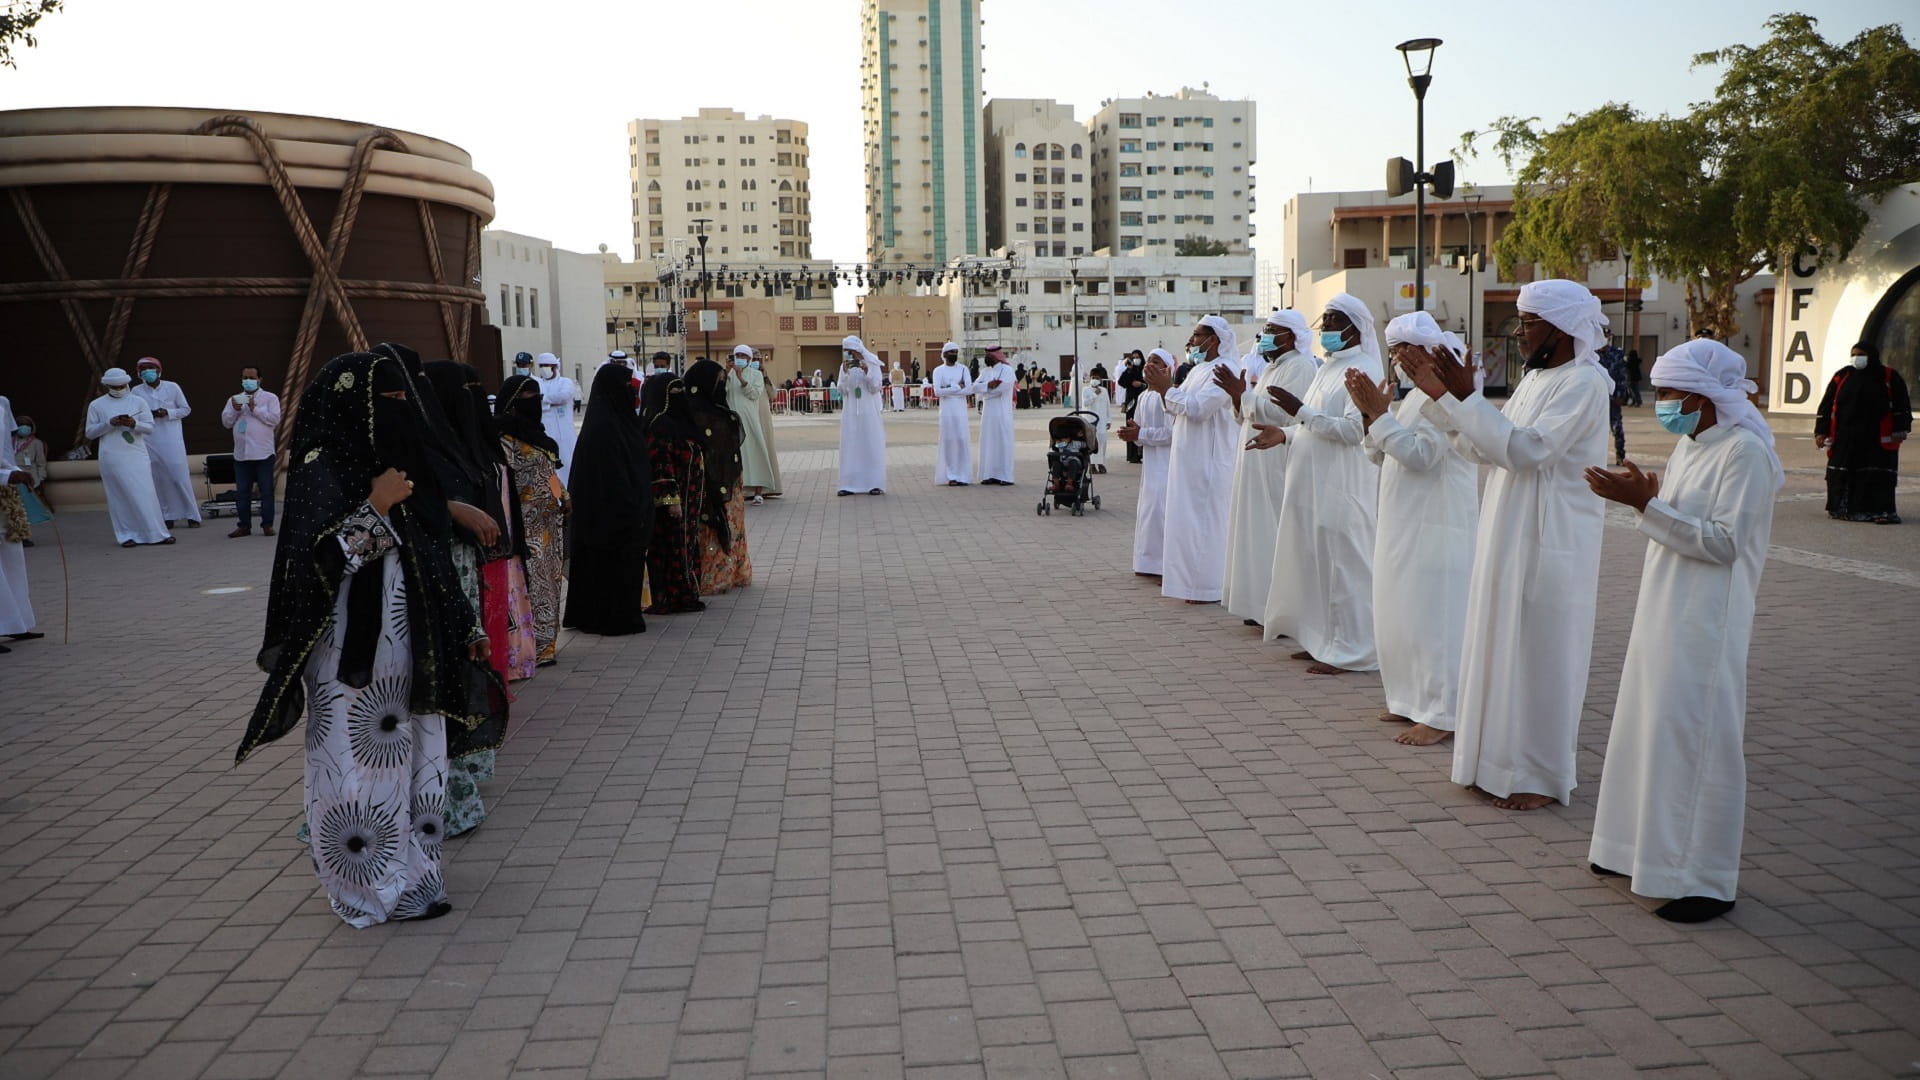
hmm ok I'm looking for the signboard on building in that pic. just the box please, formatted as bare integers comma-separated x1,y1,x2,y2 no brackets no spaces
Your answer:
1393,281,1432,311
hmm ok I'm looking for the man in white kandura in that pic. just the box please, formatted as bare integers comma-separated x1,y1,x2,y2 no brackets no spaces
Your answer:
1400,278,1612,811
1116,349,1177,577
889,359,908,411
1585,338,1781,923
932,343,975,486
86,367,173,548
975,345,1016,485
1149,315,1241,604
130,357,201,529
1348,311,1479,744
1260,294,1384,674
1084,367,1113,473
536,353,580,485
1220,310,1316,626
0,395,40,651
835,336,887,496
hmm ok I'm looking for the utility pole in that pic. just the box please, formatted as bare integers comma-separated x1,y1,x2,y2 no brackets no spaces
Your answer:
693,218,713,365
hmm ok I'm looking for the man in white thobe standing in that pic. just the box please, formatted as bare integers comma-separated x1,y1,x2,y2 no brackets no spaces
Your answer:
86,368,173,547
130,357,201,528
1220,310,1316,626
1150,315,1240,604
1115,349,1176,577
1260,294,1383,674
1585,339,1781,923
1400,279,1612,811
0,395,40,652
835,336,887,495
1348,311,1479,743
536,353,580,485
932,343,975,486
975,345,1016,485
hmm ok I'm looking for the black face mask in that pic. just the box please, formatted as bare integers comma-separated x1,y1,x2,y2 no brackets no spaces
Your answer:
510,393,541,421
1524,328,1565,370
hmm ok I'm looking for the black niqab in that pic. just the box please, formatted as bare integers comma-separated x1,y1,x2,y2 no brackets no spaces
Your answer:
494,374,560,462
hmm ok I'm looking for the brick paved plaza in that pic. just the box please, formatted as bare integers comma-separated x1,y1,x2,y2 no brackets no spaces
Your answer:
2,408,1917,1079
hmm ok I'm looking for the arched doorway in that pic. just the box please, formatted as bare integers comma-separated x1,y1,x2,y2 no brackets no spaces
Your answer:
1862,262,1920,391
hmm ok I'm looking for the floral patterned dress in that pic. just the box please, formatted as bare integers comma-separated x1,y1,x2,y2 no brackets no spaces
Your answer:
502,435,566,663
698,484,753,594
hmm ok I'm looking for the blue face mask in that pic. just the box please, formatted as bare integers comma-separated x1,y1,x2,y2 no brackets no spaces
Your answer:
1187,347,1207,363
1319,331,1349,354
14,425,29,438
733,357,749,367
140,369,160,385
240,378,260,392
1258,334,1279,353
1654,398,1700,436
748,360,761,371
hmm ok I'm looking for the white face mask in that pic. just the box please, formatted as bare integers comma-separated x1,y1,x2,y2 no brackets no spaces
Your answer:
1852,354,1870,370
106,386,130,398
539,368,557,379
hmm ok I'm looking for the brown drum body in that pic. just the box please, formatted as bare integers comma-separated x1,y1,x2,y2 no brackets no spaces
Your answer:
0,106,496,456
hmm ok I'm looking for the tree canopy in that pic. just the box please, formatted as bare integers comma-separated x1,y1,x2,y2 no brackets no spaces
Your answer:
1461,14,1920,338
0,1,64,70
1174,235,1232,257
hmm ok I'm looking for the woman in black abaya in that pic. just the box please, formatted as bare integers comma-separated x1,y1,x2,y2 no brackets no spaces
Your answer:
563,365,653,635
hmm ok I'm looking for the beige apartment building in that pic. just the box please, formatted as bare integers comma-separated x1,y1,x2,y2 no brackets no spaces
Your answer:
627,108,813,263
982,98,1091,259
861,0,986,265
1087,87,1256,256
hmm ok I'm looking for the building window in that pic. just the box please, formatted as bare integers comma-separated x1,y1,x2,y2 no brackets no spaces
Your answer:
513,286,525,327
1119,113,1141,128
1119,140,1140,154
499,285,510,324
529,288,539,329
1014,142,1026,158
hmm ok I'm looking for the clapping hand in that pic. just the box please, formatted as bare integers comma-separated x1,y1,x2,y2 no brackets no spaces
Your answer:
1344,368,1395,421
1143,358,1174,394
1585,461,1659,513
1115,419,1141,444
1265,385,1303,416
1212,363,1247,407
1246,423,1288,450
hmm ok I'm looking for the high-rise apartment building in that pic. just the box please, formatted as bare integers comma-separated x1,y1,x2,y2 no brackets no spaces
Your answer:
982,98,1091,259
628,108,813,262
1087,87,1256,256
861,0,985,265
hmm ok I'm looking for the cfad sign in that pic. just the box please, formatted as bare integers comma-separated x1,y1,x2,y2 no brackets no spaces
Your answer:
1774,246,1823,412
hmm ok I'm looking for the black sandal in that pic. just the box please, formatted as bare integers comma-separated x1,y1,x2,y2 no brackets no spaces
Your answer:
837,490,853,497
399,900,454,922
869,488,884,495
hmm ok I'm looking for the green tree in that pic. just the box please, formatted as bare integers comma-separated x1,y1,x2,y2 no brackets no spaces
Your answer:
1,1,64,70
1461,13,1920,338
1174,234,1231,257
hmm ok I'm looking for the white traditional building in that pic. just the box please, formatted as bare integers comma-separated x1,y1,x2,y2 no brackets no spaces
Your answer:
479,229,610,385
945,253,1258,377
1769,184,1920,414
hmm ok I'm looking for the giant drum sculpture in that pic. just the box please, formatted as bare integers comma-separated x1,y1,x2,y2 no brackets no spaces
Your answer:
0,106,496,458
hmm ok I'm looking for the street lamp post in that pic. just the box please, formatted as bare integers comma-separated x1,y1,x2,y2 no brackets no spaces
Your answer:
693,218,713,364
1069,256,1081,411
1390,38,1451,313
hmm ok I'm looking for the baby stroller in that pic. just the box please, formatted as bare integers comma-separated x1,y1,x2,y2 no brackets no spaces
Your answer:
1039,411,1103,517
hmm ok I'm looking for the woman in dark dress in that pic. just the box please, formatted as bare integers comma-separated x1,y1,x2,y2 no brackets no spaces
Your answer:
640,374,707,615
563,365,652,634
684,359,752,594
1815,342,1911,524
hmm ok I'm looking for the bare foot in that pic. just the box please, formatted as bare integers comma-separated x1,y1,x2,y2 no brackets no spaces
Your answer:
1305,662,1350,675
1378,712,1412,723
1394,723,1451,746
1289,651,1313,661
1490,792,1556,811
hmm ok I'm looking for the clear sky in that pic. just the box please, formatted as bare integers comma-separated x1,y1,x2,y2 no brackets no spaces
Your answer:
4,0,1910,279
